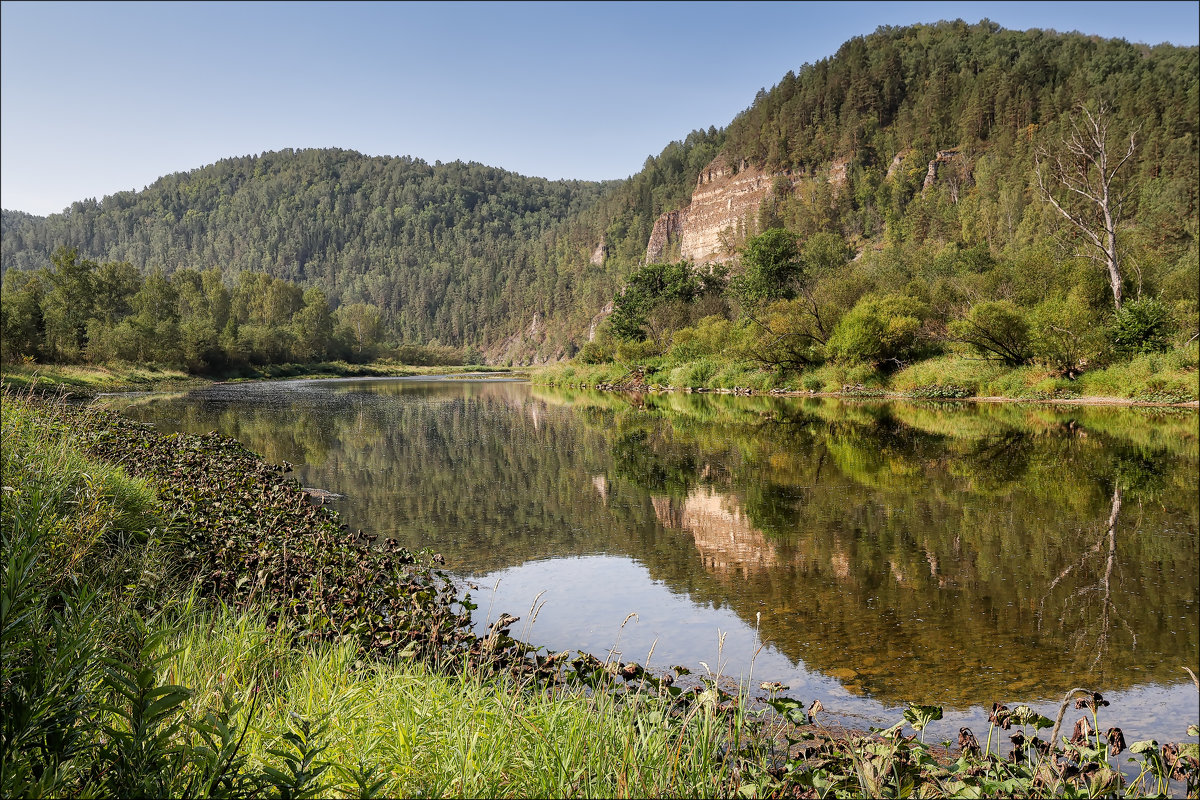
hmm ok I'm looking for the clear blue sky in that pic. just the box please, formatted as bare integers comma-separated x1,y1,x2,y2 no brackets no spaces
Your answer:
2,1,1197,216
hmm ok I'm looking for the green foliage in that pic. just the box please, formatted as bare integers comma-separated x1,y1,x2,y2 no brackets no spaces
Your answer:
731,228,804,303
610,261,702,342
668,315,736,361
1029,295,1110,374
576,337,614,364
949,300,1033,365
1111,297,1173,355
826,294,931,366
801,231,852,274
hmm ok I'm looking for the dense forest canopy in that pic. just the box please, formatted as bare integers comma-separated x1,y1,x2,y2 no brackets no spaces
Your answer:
2,20,1196,370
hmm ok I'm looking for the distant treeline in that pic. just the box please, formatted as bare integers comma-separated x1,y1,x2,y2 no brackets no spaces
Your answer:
1,21,1197,364
0,247,471,372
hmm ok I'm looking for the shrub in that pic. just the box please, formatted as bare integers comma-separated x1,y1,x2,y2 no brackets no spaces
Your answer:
1111,297,1173,355
668,315,734,361
826,294,930,366
577,339,612,364
948,301,1032,365
1029,295,1109,374
614,338,661,364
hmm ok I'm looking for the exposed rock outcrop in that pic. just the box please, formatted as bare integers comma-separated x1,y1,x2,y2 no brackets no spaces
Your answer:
643,155,797,267
922,149,960,191
678,156,782,265
827,157,850,194
590,235,607,266
885,148,914,180
645,208,688,263
587,301,614,342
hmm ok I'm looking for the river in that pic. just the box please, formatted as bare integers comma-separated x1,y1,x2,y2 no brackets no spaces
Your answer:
101,376,1200,746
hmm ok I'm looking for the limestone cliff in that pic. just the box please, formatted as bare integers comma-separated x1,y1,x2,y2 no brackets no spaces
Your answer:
644,209,688,264
922,149,961,191
643,154,795,266
681,155,777,265
589,235,607,266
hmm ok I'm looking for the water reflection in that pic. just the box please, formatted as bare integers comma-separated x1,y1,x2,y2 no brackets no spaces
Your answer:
104,378,1199,737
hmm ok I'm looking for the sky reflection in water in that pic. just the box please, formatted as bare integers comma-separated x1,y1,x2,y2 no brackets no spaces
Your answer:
104,377,1200,744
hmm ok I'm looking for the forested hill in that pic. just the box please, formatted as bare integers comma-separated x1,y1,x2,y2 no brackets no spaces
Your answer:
2,20,1197,365
1,151,615,354
1,130,722,362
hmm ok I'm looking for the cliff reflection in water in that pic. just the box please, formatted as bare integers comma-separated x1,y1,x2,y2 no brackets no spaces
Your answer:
108,379,1199,708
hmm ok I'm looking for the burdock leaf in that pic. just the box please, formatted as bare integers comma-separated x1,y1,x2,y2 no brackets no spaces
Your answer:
1011,704,1035,723
903,704,944,732
1129,739,1158,755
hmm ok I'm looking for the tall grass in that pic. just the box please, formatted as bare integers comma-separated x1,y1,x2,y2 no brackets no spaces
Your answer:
162,607,737,798
1,391,740,798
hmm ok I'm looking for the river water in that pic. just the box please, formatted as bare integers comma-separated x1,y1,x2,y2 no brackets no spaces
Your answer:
102,376,1200,745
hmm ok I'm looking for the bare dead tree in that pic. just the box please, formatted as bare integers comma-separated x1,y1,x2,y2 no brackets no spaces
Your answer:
1035,103,1138,310
1038,485,1136,673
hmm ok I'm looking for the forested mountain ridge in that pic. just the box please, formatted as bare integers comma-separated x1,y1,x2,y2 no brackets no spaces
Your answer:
2,150,616,356
713,19,1197,264
2,20,1197,367
1,130,722,363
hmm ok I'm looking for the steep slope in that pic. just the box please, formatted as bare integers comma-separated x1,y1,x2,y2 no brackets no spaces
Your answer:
642,20,1197,281
3,21,1196,364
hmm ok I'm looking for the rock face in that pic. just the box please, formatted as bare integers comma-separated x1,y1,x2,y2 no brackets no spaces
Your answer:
589,235,607,266
644,154,796,266
922,149,960,191
680,155,778,265
645,208,688,263
587,301,614,342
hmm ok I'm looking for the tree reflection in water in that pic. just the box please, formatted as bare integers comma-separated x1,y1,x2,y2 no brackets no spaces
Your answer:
106,380,1199,711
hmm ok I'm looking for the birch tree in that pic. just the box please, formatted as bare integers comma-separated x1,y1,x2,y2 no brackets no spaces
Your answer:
1035,103,1137,310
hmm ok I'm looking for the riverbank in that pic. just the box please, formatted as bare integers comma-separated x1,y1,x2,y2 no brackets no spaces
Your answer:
3,390,1196,798
532,345,1200,408
0,360,512,398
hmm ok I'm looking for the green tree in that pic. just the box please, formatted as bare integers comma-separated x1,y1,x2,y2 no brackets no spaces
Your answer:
91,261,141,325
1110,296,1172,354
335,302,383,360
609,262,701,343
731,228,803,304
1029,294,1108,374
42,247,97,361
826,294,931,366
948,301,1033,365
292,287,334,362
0,270,46,363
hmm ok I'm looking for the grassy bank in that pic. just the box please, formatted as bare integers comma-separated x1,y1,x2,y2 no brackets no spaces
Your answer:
3,391,1196,798
0,360,510,397
0,390,738,798
533,341,1200,406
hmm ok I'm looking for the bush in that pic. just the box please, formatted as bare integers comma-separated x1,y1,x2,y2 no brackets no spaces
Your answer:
576,339,613,364
948,301,1032,365
614,338,661,364
668,316,734,361
1029,295,1109,374
826,294,931,366
1111,297,1173,355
